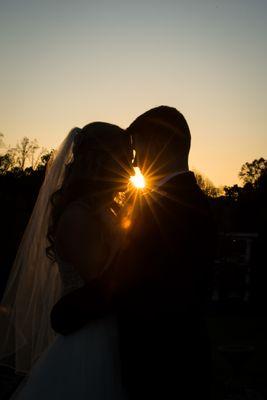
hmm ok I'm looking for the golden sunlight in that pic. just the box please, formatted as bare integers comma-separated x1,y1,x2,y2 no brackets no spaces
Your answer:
130,167,146,189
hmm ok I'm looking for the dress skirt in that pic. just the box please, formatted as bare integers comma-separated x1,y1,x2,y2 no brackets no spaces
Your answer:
13,316,127,400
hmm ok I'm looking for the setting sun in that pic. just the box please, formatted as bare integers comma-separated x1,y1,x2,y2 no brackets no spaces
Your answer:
130,167,146,189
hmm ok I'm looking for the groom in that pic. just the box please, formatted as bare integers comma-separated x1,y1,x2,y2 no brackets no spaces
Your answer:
51,106,215,399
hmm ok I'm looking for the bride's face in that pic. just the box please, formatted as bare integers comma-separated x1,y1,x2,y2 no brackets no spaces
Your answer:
103,136,134,192
82,133,133,194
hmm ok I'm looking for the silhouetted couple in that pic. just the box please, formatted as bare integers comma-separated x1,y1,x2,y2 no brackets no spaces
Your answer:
1,106,214,399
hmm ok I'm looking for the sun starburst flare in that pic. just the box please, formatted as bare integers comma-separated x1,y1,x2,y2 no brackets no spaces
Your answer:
130,167,146,189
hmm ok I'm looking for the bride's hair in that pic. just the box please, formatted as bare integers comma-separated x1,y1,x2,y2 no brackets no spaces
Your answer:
47,122,128,261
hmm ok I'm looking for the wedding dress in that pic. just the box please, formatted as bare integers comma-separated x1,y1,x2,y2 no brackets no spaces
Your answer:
12,254,127,400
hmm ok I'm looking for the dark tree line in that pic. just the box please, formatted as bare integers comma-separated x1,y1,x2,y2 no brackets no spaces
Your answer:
211,158,267,234
0,136,53,298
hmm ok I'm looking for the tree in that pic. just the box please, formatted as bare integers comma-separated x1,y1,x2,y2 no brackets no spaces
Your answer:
14,137,35,169
36,150,54,171
0,153,14,172
224,184,242,201
239,158,267,186
6,137,47,170
194,171,221,197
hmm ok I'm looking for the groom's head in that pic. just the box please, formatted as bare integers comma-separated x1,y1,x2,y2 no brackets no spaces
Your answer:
127,106,191,179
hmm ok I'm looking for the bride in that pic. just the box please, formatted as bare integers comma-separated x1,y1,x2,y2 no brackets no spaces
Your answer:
0,122,133,399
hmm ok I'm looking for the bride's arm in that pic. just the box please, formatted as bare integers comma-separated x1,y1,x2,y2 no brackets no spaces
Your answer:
50,256,136,336
50,280,113,335
50,250,142,335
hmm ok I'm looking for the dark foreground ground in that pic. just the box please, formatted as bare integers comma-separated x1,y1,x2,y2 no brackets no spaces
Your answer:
1,315,267,400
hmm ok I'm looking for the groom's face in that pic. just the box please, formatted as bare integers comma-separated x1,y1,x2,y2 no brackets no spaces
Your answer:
105,134,134,190
133,133,164,175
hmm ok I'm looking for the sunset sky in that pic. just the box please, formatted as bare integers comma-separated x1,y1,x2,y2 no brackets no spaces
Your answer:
0,0,266,186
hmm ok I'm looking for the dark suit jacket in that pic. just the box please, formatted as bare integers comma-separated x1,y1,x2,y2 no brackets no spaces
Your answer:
114,172,215,398
51,172,215,398
116,172,214,312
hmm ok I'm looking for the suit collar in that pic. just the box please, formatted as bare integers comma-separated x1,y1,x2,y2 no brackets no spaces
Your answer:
159,171,197,190
156,170,189,188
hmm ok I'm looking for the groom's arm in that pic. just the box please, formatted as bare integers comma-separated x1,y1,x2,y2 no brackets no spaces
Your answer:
50,280,114,335
50,258,133,335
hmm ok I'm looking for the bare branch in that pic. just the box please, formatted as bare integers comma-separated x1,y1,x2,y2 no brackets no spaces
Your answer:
0,133,5,148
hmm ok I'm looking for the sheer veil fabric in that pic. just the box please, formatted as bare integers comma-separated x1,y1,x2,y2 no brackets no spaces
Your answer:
0,128,81,373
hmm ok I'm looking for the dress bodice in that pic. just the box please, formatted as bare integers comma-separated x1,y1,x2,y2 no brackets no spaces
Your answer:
56,255,85,296
55,201,123,297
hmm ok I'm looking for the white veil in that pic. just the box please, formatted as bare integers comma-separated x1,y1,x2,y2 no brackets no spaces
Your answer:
0,127,81,374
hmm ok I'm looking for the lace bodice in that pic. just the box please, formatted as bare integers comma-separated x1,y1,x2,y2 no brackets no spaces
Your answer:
56,254,85,296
